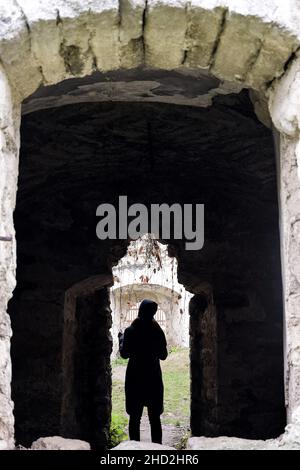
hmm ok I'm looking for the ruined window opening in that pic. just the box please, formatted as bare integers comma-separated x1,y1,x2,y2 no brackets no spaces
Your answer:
124,303,167,331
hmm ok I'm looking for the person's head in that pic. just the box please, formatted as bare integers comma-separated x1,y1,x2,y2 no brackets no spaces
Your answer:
138,299,158,322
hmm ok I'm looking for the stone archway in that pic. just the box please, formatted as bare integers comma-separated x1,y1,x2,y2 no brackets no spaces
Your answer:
60,274,113,450
1,0,300,448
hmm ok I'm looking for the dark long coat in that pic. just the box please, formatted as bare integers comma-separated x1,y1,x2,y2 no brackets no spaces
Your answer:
119,318,168,416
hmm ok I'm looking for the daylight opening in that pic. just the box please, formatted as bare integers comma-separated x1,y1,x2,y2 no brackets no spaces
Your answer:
110,234,190,447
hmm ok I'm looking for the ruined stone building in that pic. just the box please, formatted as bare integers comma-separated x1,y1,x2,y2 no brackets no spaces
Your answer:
0,0,300,451
111,235,190,357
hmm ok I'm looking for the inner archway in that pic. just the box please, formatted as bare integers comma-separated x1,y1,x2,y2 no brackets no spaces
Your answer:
110,234,191,447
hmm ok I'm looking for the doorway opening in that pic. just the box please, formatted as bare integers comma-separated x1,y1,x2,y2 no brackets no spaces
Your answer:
110,234,191,448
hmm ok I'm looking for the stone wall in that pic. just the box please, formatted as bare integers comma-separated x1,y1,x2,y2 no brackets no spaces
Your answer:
268,57,300,425
215,287,285,439
0,64,19,449
61,284,112,450
189,250,285,440
190,293,218,436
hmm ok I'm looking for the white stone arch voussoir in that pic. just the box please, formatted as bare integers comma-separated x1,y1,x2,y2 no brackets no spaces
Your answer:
111,282,181,304
0,0,300,101
1,0,300,448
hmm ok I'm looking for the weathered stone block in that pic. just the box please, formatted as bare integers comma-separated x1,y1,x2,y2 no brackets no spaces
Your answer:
31,436,90,450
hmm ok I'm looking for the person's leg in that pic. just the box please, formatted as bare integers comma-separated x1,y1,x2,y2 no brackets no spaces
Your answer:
148,408,162,444
129,406,143,441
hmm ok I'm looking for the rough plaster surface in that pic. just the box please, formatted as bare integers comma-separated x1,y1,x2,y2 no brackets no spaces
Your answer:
269,56,300,137
0,0,300,450
21,69,244,116
273,135,300,424
268,56,300,432
0,63,19,449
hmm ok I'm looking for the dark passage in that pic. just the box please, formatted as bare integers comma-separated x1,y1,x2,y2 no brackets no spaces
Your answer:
9,90,285,447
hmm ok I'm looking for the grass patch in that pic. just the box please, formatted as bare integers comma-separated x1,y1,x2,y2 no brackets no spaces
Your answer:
161,348,190,428
112,356,128,367
109,413,128,448
112,379,128,418
110,377,128,448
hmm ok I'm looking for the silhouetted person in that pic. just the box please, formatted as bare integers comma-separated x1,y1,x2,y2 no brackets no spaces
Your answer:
118,299,168,444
